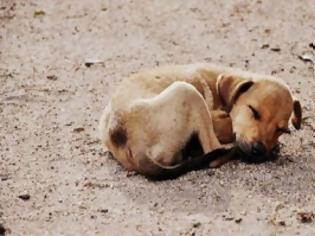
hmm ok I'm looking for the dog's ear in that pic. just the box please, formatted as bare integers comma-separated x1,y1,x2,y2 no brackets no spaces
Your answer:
216,74,254,112
291,100,302,129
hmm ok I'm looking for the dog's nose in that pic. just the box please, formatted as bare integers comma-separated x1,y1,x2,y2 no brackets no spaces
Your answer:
251,141,267,156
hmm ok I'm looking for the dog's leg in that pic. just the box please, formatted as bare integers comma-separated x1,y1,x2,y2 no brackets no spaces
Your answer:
211,110,235,144
137,81,222,165
174,82,221,152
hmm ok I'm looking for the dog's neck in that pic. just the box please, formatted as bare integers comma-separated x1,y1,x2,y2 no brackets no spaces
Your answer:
185,68,223,110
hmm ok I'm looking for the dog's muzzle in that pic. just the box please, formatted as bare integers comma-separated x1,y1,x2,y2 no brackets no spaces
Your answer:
236,141,280,163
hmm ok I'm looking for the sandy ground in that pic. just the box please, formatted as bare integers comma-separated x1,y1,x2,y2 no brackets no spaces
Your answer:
1,0,315,235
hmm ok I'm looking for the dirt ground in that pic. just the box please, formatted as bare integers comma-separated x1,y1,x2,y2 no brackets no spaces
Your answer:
1,0,315,235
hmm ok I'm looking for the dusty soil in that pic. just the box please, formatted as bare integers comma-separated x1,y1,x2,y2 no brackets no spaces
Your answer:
1,0,315,235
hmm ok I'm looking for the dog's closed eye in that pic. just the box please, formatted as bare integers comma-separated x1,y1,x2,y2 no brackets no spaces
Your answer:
248,105,260,120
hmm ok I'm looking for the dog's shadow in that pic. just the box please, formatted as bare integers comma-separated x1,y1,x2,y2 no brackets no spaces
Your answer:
104,151,233,215
101,143,300,217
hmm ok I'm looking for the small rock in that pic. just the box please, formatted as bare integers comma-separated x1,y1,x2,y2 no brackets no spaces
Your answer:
0,223,6,235
309,42,315,50
235,218,242,223
298,53,314,64
0,175,9,181
18,193,30,201
270,47,281,52
84,60,104,68
85,62,94,67
297,212,315,223
193,222,201,228
46,75,58,81
34,10,45,17
261,44,270,49
73,127,84,133
278,221,286,226
98,209,108,213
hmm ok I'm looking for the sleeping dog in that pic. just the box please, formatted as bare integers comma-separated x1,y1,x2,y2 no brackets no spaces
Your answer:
99,63,302,179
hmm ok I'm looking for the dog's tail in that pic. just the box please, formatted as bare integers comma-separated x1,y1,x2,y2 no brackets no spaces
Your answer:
137,147,232,180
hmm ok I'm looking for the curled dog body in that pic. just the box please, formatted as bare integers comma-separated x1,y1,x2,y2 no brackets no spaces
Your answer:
100,63,302,179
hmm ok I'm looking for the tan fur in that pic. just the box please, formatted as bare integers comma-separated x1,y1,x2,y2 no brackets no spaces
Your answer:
100,63,302,177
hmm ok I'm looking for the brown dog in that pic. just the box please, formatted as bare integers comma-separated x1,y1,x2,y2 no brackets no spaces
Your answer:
99,63,302,179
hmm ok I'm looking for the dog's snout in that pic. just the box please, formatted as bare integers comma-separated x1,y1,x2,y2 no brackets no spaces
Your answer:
251,141,267,156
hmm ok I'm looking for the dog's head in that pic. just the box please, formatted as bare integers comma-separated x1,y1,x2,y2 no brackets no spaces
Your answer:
217,74,302,163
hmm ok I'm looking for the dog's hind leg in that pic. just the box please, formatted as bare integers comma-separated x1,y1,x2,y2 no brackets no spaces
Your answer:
132,81,222,166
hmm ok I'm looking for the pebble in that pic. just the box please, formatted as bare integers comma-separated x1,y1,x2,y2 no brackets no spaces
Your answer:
0,223,6,235
18,193,30,201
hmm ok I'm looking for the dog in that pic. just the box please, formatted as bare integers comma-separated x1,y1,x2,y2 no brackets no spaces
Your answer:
99,63,302,179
